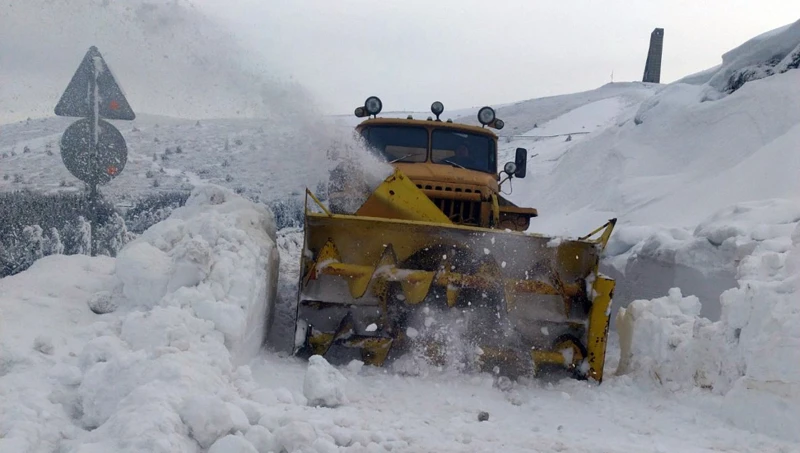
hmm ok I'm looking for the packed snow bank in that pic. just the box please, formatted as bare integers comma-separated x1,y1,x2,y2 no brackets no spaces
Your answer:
465,82,657,137
500,22,800,236
0,255,119,452
602,199,800,323
117,184,280,362
615,219,800,442
0,184,280,452
678,19,800,96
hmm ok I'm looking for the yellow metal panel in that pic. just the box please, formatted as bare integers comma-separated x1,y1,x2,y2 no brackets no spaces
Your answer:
355,169,453,224
446,286,460,307
309,332,334,356
531,350,567,366
348,337,393,366
400,274,435,304
586,275,615,382
490,194,500,226
302,214,607,290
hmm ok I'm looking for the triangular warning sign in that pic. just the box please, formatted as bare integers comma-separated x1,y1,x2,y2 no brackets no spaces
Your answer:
55,46,136,121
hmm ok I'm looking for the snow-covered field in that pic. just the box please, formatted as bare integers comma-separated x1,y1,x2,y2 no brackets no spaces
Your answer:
2,1,800,451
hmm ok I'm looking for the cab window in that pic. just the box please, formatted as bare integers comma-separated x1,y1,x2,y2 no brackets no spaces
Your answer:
360,126,428,163
431,129,495,173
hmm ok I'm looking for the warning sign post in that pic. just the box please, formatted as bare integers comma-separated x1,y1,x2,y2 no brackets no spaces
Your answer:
55,46,135,256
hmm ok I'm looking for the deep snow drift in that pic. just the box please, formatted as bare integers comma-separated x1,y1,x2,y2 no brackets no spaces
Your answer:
0,184,279,451
616,221,800,443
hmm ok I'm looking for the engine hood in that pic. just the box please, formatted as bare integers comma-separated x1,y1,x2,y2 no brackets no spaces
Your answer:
393,162,499,195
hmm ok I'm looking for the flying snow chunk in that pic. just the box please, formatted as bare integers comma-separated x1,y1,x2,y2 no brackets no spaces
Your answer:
347,360,365,374
303,355,348,407
366,323,378,332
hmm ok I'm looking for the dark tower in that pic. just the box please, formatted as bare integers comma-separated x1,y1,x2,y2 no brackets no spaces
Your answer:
642,28,664,83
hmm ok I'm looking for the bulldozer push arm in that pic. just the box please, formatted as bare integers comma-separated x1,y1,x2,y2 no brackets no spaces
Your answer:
293,169,617,382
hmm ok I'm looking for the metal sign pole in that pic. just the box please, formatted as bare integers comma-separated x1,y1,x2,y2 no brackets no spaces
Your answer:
88,56,99,257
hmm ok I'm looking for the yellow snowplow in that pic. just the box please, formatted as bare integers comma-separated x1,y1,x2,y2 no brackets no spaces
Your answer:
293,97,617,382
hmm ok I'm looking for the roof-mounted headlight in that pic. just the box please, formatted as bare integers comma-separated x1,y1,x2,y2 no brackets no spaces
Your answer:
354,106,367,118
494,119,505,130
364,96,383,116
431,101,444,120
478,106,495,126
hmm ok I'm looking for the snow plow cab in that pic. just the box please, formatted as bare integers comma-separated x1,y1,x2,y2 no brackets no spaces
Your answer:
293,97,617,382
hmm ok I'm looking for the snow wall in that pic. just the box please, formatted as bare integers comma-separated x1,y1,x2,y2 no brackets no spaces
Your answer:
116,184,280,363
616,217,800,443
0,184,280,451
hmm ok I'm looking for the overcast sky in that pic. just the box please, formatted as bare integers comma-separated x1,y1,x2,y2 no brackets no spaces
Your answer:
186,2,795,114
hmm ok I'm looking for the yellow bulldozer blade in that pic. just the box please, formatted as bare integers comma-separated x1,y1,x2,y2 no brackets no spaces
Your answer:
293,169,616,382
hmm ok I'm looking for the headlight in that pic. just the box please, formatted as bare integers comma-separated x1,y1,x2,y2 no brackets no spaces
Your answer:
504,162,517,175
354,106,367,118
478,106,495,125
494,119,504,130
431,101,444,117
364,96,383,116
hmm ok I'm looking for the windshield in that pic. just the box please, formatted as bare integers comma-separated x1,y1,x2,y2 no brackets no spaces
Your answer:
360,126,427,163
431,129,495,173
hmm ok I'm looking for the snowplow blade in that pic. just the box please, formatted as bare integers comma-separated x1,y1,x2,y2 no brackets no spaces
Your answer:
294,170,616,382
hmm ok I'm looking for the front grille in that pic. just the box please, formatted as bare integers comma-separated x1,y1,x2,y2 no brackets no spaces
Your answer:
415,183,476,194
428,197,481,225
415,183,481,225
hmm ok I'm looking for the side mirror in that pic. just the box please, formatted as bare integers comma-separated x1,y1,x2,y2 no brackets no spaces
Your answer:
514,148,527,178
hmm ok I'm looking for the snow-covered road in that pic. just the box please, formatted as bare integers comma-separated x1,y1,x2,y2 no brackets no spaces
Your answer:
248,347,795,453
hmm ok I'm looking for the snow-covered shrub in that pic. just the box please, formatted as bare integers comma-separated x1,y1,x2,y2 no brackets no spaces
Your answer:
61,216,92,255
267,196,304,230
43,227,65,256
124,190,190,234
0,226,44,275
94,212,135,257
0,190,131,277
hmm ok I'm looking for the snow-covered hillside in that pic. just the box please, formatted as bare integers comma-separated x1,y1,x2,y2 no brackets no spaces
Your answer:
0,0,313,124
480,20,800,324
0,114,338,206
